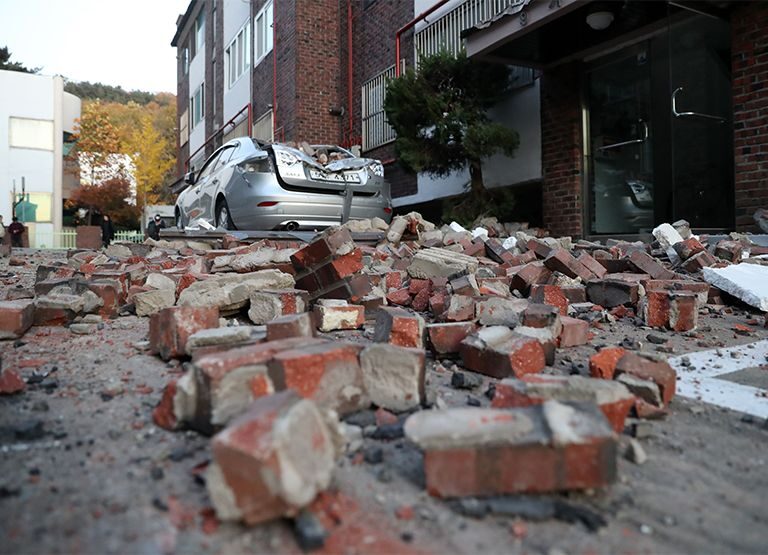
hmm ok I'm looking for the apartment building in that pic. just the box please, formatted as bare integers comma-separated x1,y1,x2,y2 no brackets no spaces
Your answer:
170,0,539,217
172,0,768,236
0,70,81,247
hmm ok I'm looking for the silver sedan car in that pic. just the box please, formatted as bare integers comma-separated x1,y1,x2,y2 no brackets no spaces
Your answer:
175,138,393,231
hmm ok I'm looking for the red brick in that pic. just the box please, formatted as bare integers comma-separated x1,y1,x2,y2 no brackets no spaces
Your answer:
615,353,676,405
527,239,554,259
509,262,552,295
408,278,431,295
558,316,589,347
450,274,480,296
152,379,179,430
492,374,634,433
291,227,354,270
313,248,364,288
641,290,698,331
586,278,640,307
673,238,705,260
714,240,743,262
314,301,365,331
443,295,476,322
589,347,627,380
266,312,315,341
149,306,220,360
628,251,675,280
428,290,449,317
373,307,425,348
208,391,335,524
426,322,477,355
577,252,607,279
0,369,26,394
405,403,616,497
268,342,367,415
386,287,412,306
384,271,403,291
544,248,595,281
681,251,716,272
521,303,560,329
0,300,35,339
410,287,430,312
460,327,546,379
530,284,569,316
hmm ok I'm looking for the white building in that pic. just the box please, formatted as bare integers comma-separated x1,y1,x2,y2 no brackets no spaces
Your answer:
0,69,81,247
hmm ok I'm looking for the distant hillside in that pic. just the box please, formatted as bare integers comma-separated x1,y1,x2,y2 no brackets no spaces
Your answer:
64,80,173,106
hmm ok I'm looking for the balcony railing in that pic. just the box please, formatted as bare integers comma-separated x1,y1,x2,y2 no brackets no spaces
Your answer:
414,0,524,65
361,64,398,152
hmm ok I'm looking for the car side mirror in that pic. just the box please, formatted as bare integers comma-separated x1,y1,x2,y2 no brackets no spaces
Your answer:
184,171,195,185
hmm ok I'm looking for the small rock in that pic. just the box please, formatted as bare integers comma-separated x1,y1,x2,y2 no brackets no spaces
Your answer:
363,446,384,465
293,509,327,551
451,371,482,390
150,467,165,480
624,438,648,464
15,419,45,440
646,333,667,345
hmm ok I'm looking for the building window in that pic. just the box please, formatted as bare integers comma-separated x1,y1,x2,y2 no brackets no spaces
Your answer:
182,47,189,75
361,66,397,152
226,21,251,88
180,108,189,145
191,9,205,59
255,1,273,64
13,192,52,223
190,84,205,129
9,117,54,151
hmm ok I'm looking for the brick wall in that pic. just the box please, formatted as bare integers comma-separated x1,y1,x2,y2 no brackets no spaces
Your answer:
348,0,417,198
540,62,583,238
294,0,343,143
174,6,194,177
732,2,768,232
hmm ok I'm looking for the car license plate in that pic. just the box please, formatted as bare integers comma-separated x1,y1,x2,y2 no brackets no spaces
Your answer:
309,169,361,184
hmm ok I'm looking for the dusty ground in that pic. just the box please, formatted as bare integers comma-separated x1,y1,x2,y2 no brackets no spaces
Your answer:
1,249,767,554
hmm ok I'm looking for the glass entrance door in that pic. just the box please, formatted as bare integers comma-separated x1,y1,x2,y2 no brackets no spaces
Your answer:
667,15,733,230
586,12,733,236
587,45,654,235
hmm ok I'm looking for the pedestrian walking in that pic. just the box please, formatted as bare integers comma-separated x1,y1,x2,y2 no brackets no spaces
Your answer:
101,214,115,248
8,217,25,248
147,214,166,241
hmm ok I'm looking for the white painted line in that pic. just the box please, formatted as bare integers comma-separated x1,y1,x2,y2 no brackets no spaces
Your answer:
668,340,768,419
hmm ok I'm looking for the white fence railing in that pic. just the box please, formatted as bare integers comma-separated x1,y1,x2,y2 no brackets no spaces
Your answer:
361,65,398,152
414,0,523,65
29,228,144,250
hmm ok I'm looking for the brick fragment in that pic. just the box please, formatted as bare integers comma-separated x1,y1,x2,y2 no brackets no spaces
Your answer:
207,391,335,524
484,238,514,264
267,312,315,341
373,307,425,348
0,300,35,339
405,402,616,497
530,284,569,316
681,251,716,272
544,249,595,281
628,251,675,280
560,285,587,304
450,274,480,296
410,287,431,312
313,300,365,332
248,289,308,325
558,316,589,347
576,252,607,279
443,295,476,322
291,227,354,270
509,262,552,295
386,287,412,306
0,369,26,394
149,306,220,361
526,239,553,259
714,240,743,262
589,347,626,380
312,248,364,288
476,297,528,327
426,322,477,355
360,344,425,411
408,278,431,295
521,303,560,329
492,374,634,432
460,327,546,379
384,271,403,291
614,352,676,405
268,342,368,415
640,290,698,331
673,238,705,260
586,278,639,307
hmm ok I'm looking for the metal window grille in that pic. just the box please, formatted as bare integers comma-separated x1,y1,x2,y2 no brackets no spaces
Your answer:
361,65,397,152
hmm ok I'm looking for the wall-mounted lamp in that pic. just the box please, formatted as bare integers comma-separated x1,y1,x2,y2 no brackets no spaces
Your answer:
586,10,614,30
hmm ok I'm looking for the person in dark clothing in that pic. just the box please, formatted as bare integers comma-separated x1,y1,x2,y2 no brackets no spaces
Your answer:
8,217,25,248
101,214,115,248
147,214,166,241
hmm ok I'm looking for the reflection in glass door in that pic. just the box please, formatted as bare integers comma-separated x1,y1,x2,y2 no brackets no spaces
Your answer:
587,46,654,235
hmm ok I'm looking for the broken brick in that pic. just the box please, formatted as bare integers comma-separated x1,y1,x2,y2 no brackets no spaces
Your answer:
405,402,616,497
558,316,589,348
0,299,35,339
0,369,26,395
614,352,676,406
314,300,365,332
373,307,425,348
266,312,315,341
149,306,220,361
426,322,477,355
460,326,546,379
530,284,569,316
589,347,627,380
360,343,425,411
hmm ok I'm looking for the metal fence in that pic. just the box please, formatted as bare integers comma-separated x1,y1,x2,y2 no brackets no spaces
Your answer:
414,0,523,65
29,228,144,250
361,64,398,152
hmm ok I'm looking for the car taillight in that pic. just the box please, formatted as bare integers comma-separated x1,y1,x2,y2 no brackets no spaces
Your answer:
384,207,392,214
258,201,278,207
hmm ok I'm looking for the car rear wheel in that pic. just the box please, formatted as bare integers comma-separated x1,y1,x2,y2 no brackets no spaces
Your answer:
216,198,235,230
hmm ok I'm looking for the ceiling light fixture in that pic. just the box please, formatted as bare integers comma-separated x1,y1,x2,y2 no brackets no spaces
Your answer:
586,10,614,30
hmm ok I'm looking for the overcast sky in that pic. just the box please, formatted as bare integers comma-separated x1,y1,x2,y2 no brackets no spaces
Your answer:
0,0,190,93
